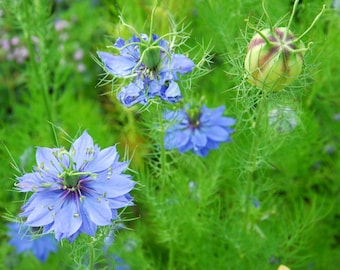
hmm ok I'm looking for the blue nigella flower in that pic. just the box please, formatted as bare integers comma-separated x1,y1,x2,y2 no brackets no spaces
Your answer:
16,131,136,242
97,33,194,107
164,105,235,157
7,222,58,262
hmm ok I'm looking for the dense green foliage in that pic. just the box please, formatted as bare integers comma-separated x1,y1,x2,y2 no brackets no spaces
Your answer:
1,0,339,269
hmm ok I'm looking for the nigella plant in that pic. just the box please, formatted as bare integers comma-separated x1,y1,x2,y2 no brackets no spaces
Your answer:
164,104,235,157
97,33,195,107
7,222,58,262
16,131,136,242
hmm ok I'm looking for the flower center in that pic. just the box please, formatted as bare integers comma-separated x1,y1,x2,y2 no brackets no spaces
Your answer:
187,108,202,129
140,45,161,69
62,171,80,188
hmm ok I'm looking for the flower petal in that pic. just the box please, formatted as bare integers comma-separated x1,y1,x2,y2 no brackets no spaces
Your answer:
23,192,60,227
82,195,112,225
70,130,97,170
205,126,231,142
160,81,182,103
53,196,82,238
89,174,135,198
97,51,136,76
117,82,147,107
84,146,118,173
36,147,65,175
170,54,195,76
192,130,208,147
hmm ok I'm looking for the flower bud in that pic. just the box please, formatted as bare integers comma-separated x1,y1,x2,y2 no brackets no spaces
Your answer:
244,27,305,91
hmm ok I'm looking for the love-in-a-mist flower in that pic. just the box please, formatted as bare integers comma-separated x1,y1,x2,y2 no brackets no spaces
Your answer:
7,222,58,262
16,131,136,242
97,33,194,107
164,105,235,157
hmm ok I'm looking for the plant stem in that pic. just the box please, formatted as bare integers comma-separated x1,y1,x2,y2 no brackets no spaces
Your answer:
88,241,95,270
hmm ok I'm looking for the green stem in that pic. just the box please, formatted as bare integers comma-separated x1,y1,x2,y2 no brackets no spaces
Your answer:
262,0,273,31
88,241,95,270
284,0,299,40
295,4,325,42
246,21,273,46
244,92,266,224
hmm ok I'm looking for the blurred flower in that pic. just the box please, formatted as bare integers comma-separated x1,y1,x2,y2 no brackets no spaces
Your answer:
333,113,340,122
11,36,20,46
164,105,235,157
97,33,194,107
250,196,260,208
73,49,84,60
7,222,58,263
16,131,136,242
277,265,290,270
1,39,10,51
77,63,86,72
112,255,131,270
332,0,340,10
54,19,69,32
268,106,298,133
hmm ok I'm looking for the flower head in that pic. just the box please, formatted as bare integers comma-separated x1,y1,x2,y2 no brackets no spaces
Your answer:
7,222,58,262
164,105,235,157
97,33,194,107
16,131,136,242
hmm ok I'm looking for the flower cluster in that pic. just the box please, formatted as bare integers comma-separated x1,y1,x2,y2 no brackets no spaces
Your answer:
164,105,235,157
7,222,58,262
97,33,195,107
16,131,135,242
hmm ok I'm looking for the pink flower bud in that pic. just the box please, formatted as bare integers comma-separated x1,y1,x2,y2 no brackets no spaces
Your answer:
244,27,305,91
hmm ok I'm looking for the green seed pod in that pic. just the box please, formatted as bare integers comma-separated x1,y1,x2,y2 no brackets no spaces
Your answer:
141,46,161,69
244,27,305,91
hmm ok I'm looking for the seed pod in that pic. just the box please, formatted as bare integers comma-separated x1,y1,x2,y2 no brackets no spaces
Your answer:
244,27,305,91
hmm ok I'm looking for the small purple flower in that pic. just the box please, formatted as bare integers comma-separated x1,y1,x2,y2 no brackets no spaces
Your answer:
16,131,136,242
97,33,194,107
7,222,58,262
164,105,235,157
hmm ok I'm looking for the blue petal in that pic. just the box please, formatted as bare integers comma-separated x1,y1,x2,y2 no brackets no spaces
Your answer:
70,130,96,171
78,206,97,236
53,196,82,238
117,82,147,107
107,195,134,209
160,81,182,103
148,80,162,97
170,54,195,77
206,126,231,142
191,130,208,147
84,146,118,173
97,51,136,76
209,116,236,127
164,129,191,149
89,174,135,198
36,147,65,175
23,192,60,227
16,172,48,192
82,195,112,225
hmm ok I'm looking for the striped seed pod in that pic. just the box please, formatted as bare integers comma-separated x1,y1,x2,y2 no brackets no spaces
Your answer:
244,27,305,91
